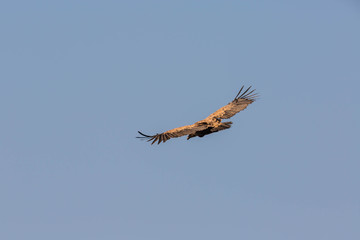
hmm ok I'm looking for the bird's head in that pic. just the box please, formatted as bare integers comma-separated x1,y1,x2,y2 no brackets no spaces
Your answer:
187,134,195,140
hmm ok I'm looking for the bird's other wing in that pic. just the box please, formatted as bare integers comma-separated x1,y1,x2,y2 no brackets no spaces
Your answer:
137,122,208,145
205,86,258,120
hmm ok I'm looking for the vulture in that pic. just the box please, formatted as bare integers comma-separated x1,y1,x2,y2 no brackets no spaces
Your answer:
137,86,258,145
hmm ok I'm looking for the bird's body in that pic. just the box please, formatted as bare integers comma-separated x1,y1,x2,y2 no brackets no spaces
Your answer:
137,86,258,145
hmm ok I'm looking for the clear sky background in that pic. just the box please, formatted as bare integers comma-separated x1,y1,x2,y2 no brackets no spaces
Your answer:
1,1,359,239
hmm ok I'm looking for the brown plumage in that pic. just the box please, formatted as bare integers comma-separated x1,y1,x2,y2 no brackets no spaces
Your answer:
137,86,258,145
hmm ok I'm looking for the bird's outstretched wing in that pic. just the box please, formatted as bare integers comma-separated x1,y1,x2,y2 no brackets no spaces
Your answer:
205,86,258,120
137,122,208,145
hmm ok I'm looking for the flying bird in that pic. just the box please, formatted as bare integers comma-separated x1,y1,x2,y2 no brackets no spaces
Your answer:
137,86,258,145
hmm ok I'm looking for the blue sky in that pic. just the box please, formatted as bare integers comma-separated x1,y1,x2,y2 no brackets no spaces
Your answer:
1,1,359,239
